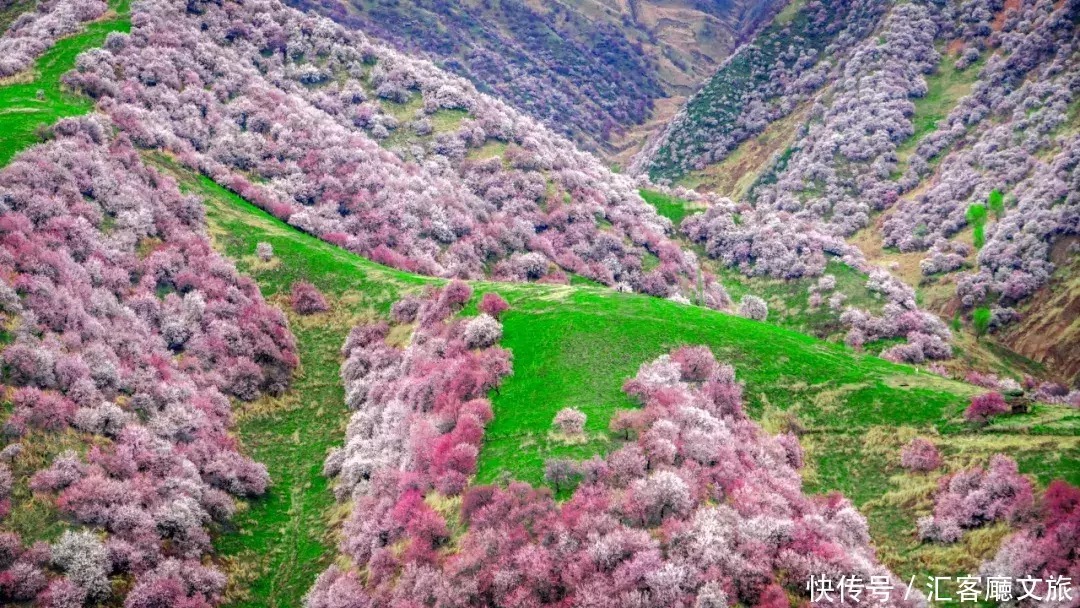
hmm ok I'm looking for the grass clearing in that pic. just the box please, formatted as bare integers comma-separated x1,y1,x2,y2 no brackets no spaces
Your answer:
465,139,509,163
149,157,428,608
379,91,425,122
638,188,705,225
713,259,886,340
0,425,106,545
0,0,131,166
380,107,470,153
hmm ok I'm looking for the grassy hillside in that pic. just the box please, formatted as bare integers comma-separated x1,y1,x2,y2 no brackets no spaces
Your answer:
639,188,893,341
0,0,130,166
158,160,1080,606
476,283,969,486
143,157,428,608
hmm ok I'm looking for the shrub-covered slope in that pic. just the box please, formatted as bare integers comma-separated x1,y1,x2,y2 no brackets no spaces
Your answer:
636,0,890,181
0,0,108,77
313,316,925,607
0,119,298,607
0,0,131,167
55,0,724,300
634,0,1080,382
281,0,784,156
0,0,1077,606
4,0,968,363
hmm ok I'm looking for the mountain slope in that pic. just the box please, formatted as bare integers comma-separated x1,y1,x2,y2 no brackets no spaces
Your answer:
281,0,784,157
185,150,1079,608
12,0,961,364
0,0,1077,606
999,238,1080,384
0,117,299,607
0,0,130,165
58,0,726,300
634,0,890,180
634,0,1080,382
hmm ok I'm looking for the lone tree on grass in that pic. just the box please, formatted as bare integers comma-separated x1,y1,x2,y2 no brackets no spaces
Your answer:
965,392,1008,425
553,407,586,436
290,281,330,315
544,458,581,493
738,295,768,321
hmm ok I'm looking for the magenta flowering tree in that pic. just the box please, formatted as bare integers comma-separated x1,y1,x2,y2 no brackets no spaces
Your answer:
918,455,1034,543
980,479,1080,602
442,280,473,308
477,292,509,318
900,437,942,473
964,392,1010,425
290,281,330,315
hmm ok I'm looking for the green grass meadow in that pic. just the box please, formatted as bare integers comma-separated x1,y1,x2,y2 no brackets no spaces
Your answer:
638,188,705,226
0,0,131,166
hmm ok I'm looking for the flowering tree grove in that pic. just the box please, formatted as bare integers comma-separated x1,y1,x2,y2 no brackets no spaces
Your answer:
917,455,1034,543
0,0,107,77
0,119,298,607
61,0,702,299
310,328,927,607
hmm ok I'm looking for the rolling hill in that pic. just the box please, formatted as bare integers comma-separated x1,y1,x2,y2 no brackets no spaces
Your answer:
0,0,1077,606
190,152,1078,607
